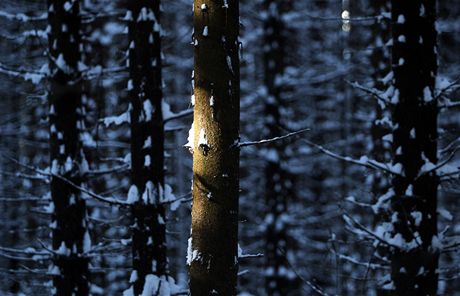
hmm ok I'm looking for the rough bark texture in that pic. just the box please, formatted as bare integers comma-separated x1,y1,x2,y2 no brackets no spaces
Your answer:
47,0,90,295
390,0,439,295
261,0,299,294
126,0,169,294
189,0,240,295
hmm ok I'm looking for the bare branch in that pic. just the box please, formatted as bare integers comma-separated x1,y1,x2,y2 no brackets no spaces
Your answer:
238,128,309,148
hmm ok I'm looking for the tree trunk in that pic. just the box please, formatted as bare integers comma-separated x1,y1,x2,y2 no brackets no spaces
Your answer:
390,0,439,294
125,1,170,294
189,0,240,295
47,0,90,294
260,0,299,294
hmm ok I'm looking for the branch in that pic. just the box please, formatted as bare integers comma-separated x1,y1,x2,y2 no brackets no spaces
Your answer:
343,213,401,250
278,247,329,296
2,155,129,207
346,80,390,106
301,139,401,176
163,108,193,123
238,128,309,148
0,10,47,22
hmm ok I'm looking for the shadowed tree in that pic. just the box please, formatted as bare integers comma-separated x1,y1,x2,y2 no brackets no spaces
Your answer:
124,0,172,294
259,0,300,294
388,0,439,294
47,0,90,294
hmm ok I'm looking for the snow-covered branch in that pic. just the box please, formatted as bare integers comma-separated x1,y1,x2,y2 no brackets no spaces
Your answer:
301,139,402,176
0,10,47,22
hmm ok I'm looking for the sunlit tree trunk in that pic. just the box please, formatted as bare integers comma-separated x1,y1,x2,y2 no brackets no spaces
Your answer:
47,0,90,294
389,0,439,294
189,0,240,294
125,0,170,294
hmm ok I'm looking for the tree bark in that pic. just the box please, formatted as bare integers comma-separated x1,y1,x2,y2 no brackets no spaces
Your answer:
47,0,90,295
125,0,169,294
390,0,439,294
189,0,240,295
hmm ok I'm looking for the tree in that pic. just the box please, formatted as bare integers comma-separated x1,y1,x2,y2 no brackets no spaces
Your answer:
124,0,172,294
388,0,439,294
259,0,299,294
47,0,90,294
188,0,240,294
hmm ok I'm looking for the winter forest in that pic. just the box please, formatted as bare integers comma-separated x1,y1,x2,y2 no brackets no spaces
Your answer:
0,0,459,295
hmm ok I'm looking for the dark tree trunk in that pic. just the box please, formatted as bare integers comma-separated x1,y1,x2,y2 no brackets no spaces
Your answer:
370,0,391,196
390,0,439,294
125,0,169,294
47,0,90,295
260,0,299,295
189,0,240,295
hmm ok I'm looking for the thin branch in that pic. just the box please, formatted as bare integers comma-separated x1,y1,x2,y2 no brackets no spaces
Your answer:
163,108,193,123
0,10,47,22
346,80,390,105
238,128,309,148
343,213,401,250
278,248,330,296
301,139,400,176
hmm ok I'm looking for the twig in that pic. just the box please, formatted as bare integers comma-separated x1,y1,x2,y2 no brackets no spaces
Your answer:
238,128,309,148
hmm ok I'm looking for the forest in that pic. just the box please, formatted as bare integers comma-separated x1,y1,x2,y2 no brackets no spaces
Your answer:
0,0,459,295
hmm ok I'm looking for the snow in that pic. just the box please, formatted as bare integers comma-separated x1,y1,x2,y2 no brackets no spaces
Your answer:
381,71,393,85
51,159,60,175
160,183,180,211
123,11,133,21
129,270,138,283
210,96,215,107
142,181,156,204
83,231,91,252
103,111,130,127
411,211,422,227
162,100,175,120
127,185,139,204
438,208,453,221
405,185,413,196
143,137,152,149
49,265,60,275
55,54,70,73
397,15,405,24
382,134,393,142
372,189,394,213
63,2,72,12
143,99,154,121
389,163,403,175
144,155,151,167
186,237,202,266
398,35,406,43
137,7,156,23
184,122,195,151
64,156,72,172
203,26,209,37
56,242,69,256
122,287,134,296
423,87,433,102
198,128,208,147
